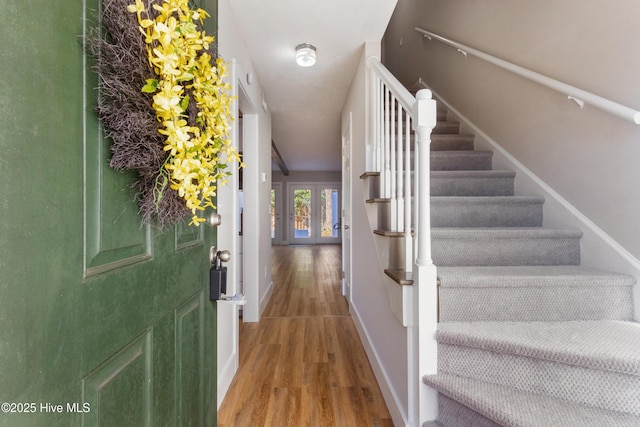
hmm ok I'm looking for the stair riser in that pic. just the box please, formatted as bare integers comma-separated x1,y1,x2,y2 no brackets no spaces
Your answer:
376,201,390,230
400,134,475,152
437,394,501,427
432,235,581,266
373,233,406,270
439,286,635,322
433,122,460,135
401,150,494,171
376,198,543,229
389,102,447,119
431,177,514,197
369,172,515,198
438,343,640,415
363,175,380,200
431,136,474,151
431,200,543,227
394,121,459,135
431,152,493,171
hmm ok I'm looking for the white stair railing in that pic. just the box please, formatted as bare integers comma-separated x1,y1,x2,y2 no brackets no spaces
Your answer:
367,57,436,272
415,27,640,125
368,56,439,424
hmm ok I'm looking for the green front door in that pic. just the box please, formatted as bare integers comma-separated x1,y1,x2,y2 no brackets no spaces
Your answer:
0,1,219,426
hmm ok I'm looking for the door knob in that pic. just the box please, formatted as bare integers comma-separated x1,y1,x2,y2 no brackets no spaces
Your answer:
344,225,350,230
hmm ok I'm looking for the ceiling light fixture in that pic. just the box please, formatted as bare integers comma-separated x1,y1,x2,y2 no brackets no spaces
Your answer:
295,43,317,67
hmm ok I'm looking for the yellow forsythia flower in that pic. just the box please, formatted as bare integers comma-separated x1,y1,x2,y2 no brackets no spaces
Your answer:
129,0,239,226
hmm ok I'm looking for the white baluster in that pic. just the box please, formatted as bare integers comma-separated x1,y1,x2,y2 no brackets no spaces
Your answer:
382,86,391,199
390,96,397,231
397,105,404,233
404,115,412,273
370,71,378,172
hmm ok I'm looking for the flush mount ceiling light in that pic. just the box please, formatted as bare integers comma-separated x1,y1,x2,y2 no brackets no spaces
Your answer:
295,43,317,67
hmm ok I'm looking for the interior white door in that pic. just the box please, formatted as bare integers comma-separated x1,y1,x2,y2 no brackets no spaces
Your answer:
316,185,341,244
217,65,255,408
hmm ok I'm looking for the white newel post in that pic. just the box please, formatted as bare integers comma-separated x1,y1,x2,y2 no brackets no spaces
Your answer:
412,89,439,423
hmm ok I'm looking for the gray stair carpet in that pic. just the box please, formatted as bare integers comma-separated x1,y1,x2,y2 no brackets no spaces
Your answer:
436,394,502,427
437,321,640,415
437,266,635,321
424,372,640,427
419,105,639,425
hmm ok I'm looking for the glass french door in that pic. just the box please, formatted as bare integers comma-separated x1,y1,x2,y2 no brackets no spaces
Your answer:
271,182,283,245
288,183,341,245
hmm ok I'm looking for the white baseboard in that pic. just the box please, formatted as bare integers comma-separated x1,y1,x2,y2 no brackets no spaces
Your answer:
259,280,274,317
217,349,237,409
350,301,412,427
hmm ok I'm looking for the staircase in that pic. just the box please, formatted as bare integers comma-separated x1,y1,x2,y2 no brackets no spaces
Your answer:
362,101,640,426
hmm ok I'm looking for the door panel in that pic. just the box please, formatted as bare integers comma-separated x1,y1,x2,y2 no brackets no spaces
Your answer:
83,111,152,276
271,183,283,244
82,331,153,427
0,1,218,426
290,185,314,244
175,291,206,426
317,186,341,244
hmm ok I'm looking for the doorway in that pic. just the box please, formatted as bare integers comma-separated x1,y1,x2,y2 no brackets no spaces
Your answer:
217,61,257,408
288,183,341,245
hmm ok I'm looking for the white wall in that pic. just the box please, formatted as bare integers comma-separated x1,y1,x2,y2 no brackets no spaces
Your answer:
342,41,412,427
384,0,640,315
217,0,273,407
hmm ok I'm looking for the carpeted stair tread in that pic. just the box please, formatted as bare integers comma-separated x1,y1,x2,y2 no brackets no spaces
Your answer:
438,321,640,376
437,265,636,288
424,372,640,427
423,422,443,427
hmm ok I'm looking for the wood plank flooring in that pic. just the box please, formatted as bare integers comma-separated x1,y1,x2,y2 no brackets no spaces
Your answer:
217,245,393,427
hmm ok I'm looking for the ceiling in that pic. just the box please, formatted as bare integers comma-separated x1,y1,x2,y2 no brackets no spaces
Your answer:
228,0,398,172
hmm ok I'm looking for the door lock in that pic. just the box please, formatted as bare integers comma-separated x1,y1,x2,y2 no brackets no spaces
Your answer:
210,248,231,301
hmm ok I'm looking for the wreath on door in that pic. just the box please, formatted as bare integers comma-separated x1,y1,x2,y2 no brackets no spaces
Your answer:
86,0,241,227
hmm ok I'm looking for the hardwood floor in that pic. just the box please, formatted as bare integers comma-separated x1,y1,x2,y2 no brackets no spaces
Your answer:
217,245,394,427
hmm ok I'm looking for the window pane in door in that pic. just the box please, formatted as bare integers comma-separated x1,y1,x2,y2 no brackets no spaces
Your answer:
321,188,339,238
294,189,312,239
